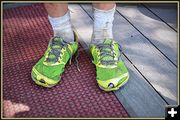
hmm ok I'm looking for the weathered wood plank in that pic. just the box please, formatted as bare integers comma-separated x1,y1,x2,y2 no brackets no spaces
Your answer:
116,4,177,66
143,3,177,31
69,4,169,117
114,55,167,117
79,4,177,105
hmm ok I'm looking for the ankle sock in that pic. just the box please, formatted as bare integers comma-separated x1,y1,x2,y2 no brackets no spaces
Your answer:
48,11,74,43
91,5,116,44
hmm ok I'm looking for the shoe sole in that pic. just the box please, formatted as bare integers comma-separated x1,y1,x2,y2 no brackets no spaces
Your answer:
31,69,59,88
98,74,129,92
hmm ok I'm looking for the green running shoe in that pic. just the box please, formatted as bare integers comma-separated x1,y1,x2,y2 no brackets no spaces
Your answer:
90,38,129,91
31,33,78,88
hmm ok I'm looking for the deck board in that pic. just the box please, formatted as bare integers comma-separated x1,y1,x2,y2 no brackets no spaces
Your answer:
114,55,167,117
69,4,174,117
116,4,177,66
143,3,177,31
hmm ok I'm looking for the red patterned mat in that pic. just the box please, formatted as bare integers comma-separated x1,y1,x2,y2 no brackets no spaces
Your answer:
3,4,128,117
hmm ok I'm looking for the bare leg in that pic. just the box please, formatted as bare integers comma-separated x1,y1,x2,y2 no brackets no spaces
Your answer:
93,3,115,10
44,3,68,17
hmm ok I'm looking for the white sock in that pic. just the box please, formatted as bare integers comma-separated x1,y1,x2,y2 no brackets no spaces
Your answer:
48,11,74,43
91,5,116,44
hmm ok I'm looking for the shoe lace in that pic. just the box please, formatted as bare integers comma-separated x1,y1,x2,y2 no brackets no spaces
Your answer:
97,42,123,65
45,36,81,72
45,36,72,64
75,48,80,72
75,47,90,72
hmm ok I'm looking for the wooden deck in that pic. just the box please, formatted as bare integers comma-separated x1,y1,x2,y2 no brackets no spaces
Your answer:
69,3,178,117
3,3,178,118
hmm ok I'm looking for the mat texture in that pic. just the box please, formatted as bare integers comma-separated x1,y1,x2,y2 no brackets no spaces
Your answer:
3,4,128,118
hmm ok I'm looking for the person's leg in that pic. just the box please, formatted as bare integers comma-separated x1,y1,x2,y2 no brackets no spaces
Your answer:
31,4,78,88
44,3,68,17
90,3,129,91
91,3,116,44
44,3,74,42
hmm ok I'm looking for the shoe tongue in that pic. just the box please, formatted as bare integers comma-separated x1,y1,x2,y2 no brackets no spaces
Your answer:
52,37,62,44
52,37,66,47
101,38,114,62
48,37,63,62
103,38,112,44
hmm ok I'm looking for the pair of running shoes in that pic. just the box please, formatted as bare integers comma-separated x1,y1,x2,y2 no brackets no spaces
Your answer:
31,32,129,91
